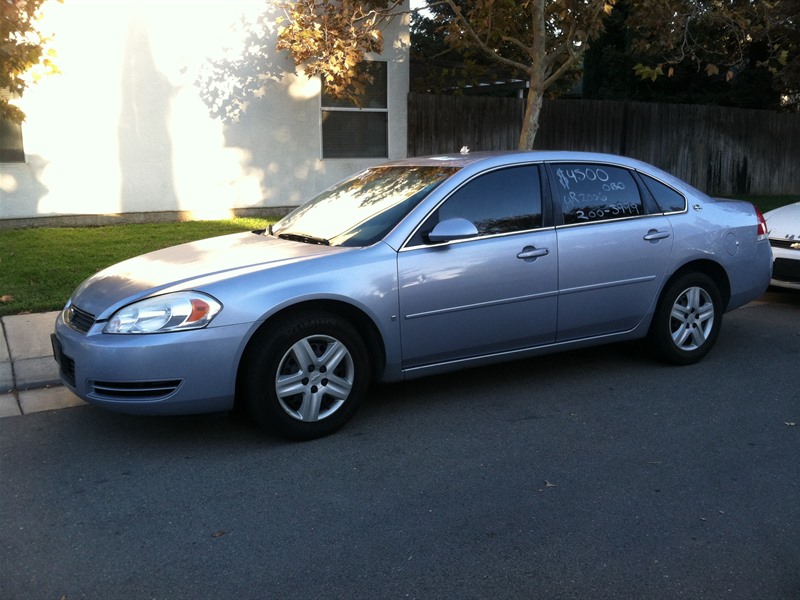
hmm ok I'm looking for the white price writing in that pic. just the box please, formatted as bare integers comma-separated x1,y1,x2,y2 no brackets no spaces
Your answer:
556,167,610,190
562,191,607,207
574,203,642,221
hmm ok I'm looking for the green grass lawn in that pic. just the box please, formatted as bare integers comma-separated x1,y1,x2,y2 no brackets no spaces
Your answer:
0,218,271,317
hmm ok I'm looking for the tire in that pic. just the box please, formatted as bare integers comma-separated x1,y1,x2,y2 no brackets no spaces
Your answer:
647,272,723,365
240,312,370,440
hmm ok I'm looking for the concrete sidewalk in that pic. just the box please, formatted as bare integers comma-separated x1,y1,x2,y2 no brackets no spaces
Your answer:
0,311,86,418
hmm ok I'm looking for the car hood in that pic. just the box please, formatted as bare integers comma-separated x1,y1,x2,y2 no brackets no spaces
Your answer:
764,202,800,241
70,231,342,317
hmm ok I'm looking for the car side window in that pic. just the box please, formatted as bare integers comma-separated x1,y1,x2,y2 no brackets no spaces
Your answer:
550,163,643,225
411,165,542,245
640,173,687,213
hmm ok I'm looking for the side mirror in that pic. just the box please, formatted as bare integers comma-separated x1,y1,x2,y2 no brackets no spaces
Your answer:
427,217,479,244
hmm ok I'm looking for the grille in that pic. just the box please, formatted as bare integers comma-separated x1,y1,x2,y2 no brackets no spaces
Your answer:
90,380,183,400
65,305,96,333
769,238,800,251
60,355,76,388
772,258,800,283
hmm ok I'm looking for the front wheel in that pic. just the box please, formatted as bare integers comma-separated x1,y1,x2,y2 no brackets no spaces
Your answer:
240,312,370,440
647,272,723,365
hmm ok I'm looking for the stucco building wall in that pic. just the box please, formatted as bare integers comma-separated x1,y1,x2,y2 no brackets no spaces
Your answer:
0,1,409,225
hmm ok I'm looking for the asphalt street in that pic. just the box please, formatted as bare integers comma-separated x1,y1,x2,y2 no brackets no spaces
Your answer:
1,290,799,599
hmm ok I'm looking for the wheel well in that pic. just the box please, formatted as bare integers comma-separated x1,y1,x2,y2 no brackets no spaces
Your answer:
235,300,387,403
663,260,731,310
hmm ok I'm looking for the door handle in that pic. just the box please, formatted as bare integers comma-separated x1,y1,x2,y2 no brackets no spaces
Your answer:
643,230,671,242
517,246,549,261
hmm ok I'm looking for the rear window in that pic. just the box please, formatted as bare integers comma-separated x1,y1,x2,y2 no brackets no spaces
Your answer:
641,174,686,213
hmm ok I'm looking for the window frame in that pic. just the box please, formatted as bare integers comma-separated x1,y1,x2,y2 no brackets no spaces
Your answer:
320,60,389,159
0,88,25,163
403,163,549,249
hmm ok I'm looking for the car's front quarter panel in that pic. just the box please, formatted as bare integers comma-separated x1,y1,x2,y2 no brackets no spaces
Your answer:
200,244,397,329
198,243,402,368
243,248,404,377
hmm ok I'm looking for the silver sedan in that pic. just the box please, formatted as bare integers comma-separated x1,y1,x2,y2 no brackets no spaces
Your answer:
52,151,773,439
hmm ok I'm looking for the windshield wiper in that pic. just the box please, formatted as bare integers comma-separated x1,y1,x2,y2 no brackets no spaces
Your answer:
277,232,330,246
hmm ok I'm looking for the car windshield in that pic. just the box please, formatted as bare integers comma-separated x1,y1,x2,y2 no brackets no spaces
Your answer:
271,166,459,247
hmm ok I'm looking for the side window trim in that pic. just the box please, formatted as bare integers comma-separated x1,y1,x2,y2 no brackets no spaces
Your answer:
401,163,549,250
630,170,665,216
636,171,688,214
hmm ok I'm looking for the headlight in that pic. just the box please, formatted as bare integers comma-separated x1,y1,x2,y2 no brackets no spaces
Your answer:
104,292,222,334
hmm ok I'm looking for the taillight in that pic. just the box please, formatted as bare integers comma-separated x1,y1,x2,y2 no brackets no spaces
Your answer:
754,207,768,240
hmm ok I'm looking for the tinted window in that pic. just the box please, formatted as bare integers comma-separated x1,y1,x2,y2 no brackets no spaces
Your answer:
641,174,686,213
321,111,387,158
0,116,24,163
551,164,643,225
429,165,542,239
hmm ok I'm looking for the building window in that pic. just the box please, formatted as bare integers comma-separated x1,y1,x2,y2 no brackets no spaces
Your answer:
0,89,25,163
321,61,388,159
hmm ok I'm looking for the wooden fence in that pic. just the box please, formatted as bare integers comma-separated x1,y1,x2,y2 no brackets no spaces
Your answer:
407,93,800,196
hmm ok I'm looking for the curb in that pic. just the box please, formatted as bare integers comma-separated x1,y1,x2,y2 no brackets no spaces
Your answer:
0,311,86,418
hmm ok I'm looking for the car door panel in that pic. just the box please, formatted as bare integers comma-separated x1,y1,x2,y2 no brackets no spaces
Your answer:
556,217,673,340
398,230,558,367
546,162,675,341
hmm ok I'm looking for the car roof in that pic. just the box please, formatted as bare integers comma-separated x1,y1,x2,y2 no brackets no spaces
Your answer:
386,150,706,199
387,150,657,170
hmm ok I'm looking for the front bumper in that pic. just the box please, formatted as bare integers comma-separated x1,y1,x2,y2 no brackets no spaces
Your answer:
769,242,800,290
52,312,254,415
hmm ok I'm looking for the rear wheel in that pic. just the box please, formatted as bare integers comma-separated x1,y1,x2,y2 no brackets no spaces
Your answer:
648,272,723,365
240,312,370,440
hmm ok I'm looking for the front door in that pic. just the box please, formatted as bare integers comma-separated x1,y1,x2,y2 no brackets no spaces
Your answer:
397,165,559,368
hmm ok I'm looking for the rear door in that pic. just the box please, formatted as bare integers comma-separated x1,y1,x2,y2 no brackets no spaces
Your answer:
547,163,675,341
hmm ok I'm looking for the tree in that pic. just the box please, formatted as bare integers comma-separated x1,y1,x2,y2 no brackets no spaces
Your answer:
626,0,799,110
276,0,405,104
583,0,791,110
1,0,59,123
279,0,615,149
409,6,532,97
435,0,615,149
277,0,798,148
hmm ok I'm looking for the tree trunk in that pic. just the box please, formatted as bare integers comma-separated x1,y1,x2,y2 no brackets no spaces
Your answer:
518,85,544,150
518,0,546,151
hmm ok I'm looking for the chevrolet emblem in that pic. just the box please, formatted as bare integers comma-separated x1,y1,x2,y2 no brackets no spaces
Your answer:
792,242,800,250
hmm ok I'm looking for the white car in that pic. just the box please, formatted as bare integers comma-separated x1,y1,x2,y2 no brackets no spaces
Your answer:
764,202,800,290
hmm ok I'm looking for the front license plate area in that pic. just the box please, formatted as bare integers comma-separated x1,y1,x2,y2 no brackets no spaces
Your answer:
51,334,76,388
